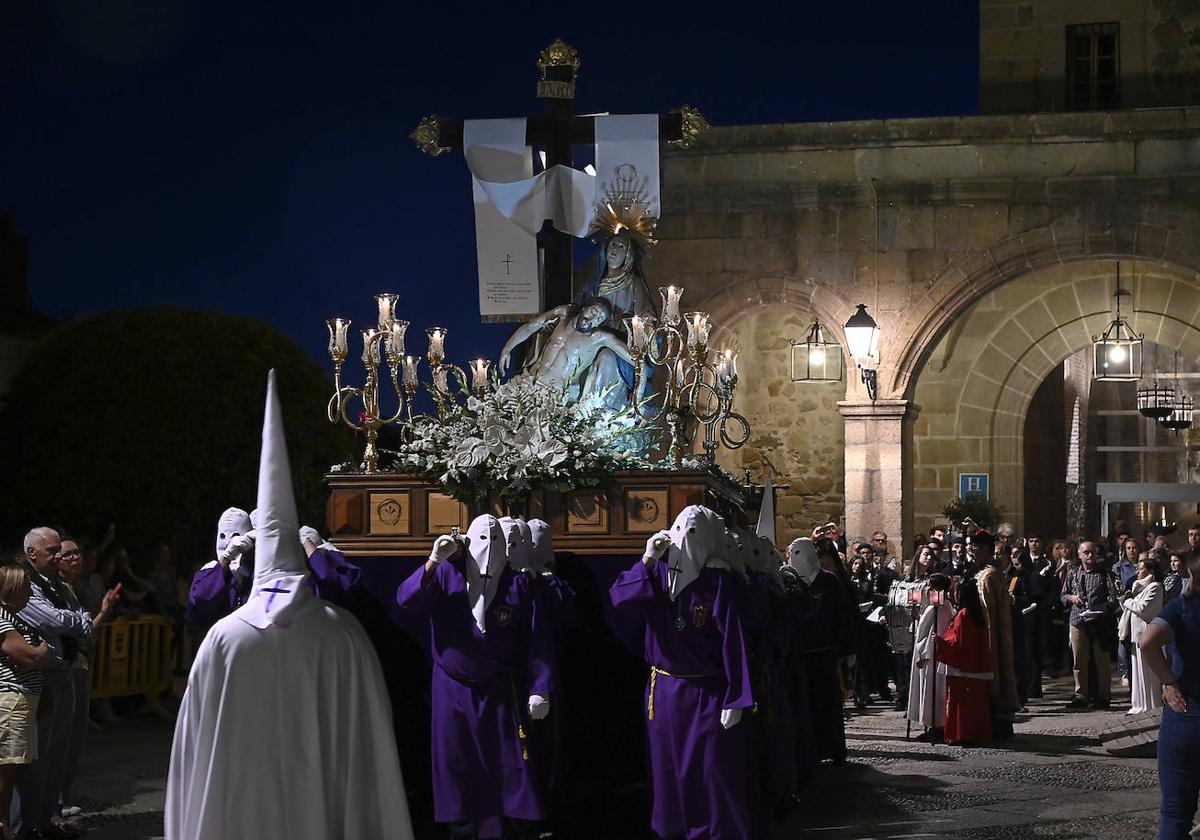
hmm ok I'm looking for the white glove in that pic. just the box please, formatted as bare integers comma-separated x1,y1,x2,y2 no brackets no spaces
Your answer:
429,535,458,565
643,530,671,563
1022,602,1038,615
720,708,742,730
220,533,255,565
528,694,550,720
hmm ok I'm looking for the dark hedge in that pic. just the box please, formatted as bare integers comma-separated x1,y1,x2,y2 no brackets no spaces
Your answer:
0,307,356,570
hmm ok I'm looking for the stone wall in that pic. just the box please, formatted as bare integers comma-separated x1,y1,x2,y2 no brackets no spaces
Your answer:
711,307,844,539
980,0,1200,113
650,106,1200,548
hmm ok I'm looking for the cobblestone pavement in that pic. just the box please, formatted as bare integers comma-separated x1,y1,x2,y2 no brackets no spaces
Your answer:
63,676,1170,839
782,675,1163,839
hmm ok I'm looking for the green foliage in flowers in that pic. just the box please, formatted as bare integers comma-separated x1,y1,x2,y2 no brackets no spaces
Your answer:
383,375,654,504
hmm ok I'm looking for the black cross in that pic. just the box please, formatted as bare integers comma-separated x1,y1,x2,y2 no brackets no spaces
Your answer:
410,39,703,312
502,254,513,275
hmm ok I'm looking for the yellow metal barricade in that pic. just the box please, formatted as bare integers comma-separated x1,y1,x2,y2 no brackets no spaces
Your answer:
88,616,174,717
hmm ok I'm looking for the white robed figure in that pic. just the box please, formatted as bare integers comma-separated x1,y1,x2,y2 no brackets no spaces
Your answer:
165,370,413,840
906,576,954,732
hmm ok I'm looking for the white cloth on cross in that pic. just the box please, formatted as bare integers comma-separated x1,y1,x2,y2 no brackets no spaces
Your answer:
464,115,661,318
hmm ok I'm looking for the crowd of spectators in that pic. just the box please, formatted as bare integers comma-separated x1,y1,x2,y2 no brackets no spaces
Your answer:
0,526,184,839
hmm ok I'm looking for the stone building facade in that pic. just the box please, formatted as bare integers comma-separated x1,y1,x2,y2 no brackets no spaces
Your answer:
648,2,1200,551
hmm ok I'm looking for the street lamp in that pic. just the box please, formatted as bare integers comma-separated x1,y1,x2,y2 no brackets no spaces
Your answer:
844,304,880,400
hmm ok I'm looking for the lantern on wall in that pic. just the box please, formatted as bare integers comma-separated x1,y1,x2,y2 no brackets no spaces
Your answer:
1091,271,1142,381
844,304,880,400
790,320,843,383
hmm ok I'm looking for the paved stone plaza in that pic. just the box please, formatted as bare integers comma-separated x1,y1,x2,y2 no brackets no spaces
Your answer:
63,674,1171,839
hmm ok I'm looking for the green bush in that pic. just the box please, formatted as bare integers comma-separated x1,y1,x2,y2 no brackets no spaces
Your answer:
942,492,1005,531
0,307,355,569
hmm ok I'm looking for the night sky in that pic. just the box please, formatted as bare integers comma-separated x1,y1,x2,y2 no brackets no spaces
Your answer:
2,1,979,367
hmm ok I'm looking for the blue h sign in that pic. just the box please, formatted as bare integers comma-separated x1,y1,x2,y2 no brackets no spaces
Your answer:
959,473,989,498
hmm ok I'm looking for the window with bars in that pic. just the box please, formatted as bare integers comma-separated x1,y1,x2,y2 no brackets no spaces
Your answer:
1066,23,1120,110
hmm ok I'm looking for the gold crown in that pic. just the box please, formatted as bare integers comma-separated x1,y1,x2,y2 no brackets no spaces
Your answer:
537,39,580,76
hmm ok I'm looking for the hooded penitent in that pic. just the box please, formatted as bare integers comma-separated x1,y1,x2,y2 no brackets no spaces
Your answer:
527,519,554,574
786,537,820,585
709,527,747,576
499,517,533,574
216,508,252,561
166,369,414,840
238,370,312,630
666,505,724,600
466,514,506,632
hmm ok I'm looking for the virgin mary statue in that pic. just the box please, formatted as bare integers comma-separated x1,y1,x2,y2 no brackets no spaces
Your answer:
574,188,658,409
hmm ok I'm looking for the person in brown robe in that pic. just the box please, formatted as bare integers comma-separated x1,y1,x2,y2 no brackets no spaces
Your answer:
969,530,1019,739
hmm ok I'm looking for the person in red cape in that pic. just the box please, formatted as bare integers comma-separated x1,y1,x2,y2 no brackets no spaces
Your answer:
935,576,993,745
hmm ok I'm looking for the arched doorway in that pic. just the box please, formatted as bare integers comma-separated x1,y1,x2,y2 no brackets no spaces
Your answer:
910,258,1200,537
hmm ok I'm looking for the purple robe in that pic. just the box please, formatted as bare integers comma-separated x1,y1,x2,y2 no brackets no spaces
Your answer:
185,548,361,633
609,560,753,840
396,559,555,834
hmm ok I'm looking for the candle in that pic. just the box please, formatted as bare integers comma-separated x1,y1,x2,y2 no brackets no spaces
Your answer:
433,366,450,395
673,358,687,387
659,286,683,325
427,327,447,365
361,329,380,366
470,358,491,393
720,348,738,384
385,320,409,359
326,317,350,360
402,355,419,387
684,311,711,352
375,293,399,328
625,316,646,353
1162,505,1168,522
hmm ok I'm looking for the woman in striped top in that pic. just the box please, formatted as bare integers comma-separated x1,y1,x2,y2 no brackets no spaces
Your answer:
0,565,53,840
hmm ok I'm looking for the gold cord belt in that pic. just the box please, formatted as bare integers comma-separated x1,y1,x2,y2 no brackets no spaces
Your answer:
509,678,529,760
647,666,718,721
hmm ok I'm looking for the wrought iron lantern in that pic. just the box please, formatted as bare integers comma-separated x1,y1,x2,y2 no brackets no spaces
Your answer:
1091,272,1142,381
1136,383,1175,419
1161,394,1194,432
790,320,842,383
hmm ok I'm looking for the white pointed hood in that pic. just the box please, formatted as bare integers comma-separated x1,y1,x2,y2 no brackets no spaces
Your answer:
237,370,312,629
708,527,747,576
527,519,554,574
499,517,533,573
786,537,820,585
465,514,506,632
666,505,723,600
215,507,252,561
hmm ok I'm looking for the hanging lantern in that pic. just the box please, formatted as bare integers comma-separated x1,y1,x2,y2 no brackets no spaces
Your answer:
1091,268,1142,381
1161,394,1194,431
1136,383,1175,419
790,320,843,383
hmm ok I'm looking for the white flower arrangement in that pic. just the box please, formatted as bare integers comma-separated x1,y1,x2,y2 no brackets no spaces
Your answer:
384,374,654,503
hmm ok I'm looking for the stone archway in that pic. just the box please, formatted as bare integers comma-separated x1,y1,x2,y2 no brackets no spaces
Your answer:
910,258,1200,535
697,277,852,535
889,220,1200,400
